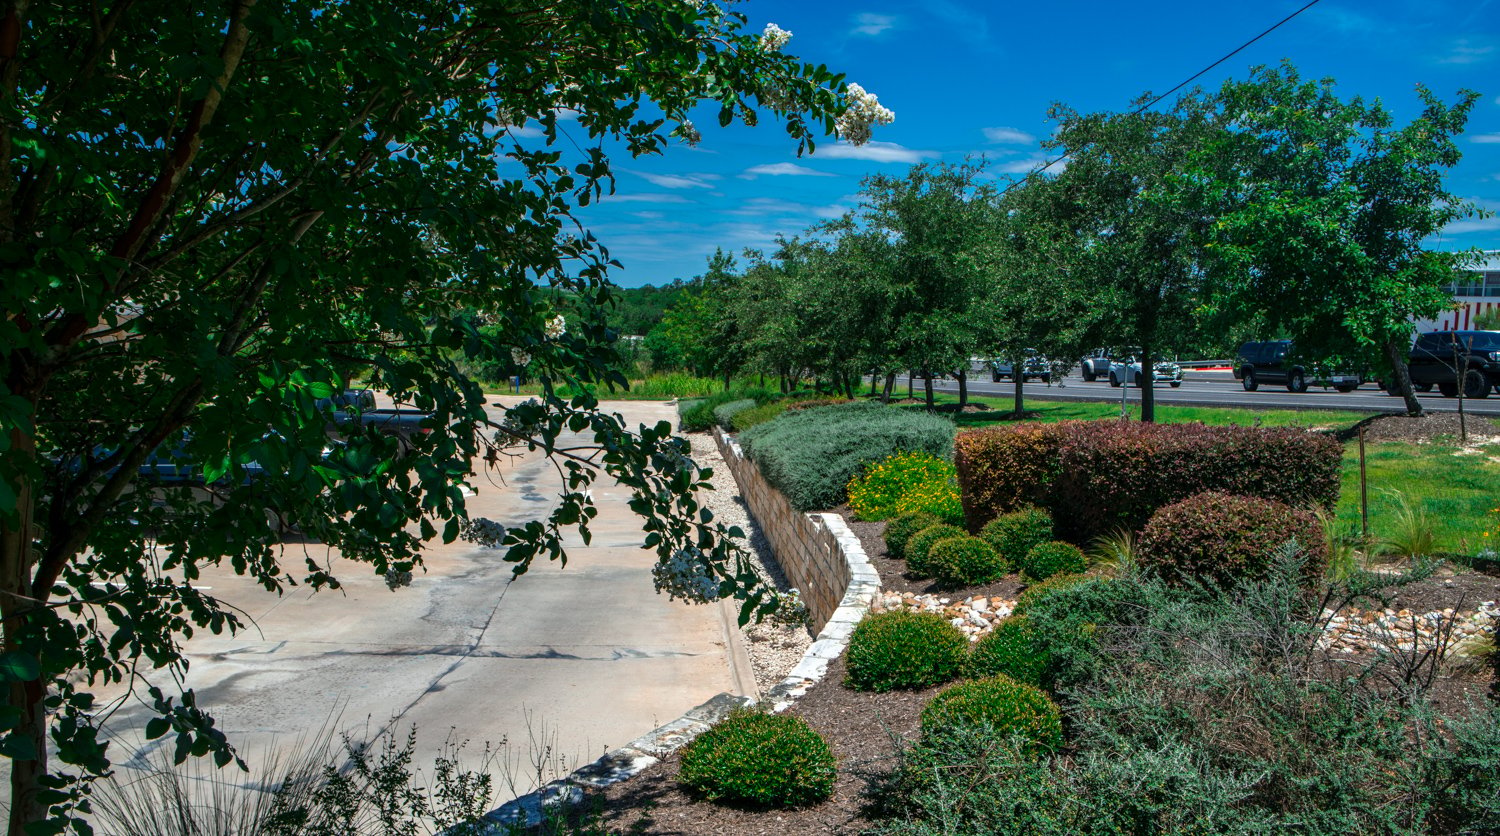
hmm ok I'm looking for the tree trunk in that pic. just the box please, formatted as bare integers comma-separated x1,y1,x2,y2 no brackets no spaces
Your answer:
2,429,46,834
923,371,935,410
882,371,896,403
722,372,730,392
1140,343,1155,424
957,370,968,408
1383,336,1422,417
1013,366,1023,416
869,372,877,396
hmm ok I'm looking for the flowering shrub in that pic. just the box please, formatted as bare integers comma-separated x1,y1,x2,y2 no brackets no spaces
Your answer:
677,709,836,807
848,452,962,523
846,610,968,692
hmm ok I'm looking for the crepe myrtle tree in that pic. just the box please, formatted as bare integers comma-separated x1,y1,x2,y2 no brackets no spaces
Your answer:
0,2,890,831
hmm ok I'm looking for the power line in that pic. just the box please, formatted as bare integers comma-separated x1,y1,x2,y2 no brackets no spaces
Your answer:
1000,0,1326,193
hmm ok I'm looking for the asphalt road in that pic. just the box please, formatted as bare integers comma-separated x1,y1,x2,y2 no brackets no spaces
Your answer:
899,369,1500,416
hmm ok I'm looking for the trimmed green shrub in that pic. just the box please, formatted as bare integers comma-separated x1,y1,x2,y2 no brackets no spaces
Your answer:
1019,575,1156,689
730,400,787,432
928,535,1006,589
847,451,962,523
1020,541,1087,582
966,616,1049,686
677,708,836,807
712,398,758,430
738,401,954,511
884,511,941,560
903,523,965,578
845,610,968,692
1013,572,1091,616
954,421,1342,544
979,507,1053,568
920,675,1063,757
1137,491,1329,587
678,387,776,432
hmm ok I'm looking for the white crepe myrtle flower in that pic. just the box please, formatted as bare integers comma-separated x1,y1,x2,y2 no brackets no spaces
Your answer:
760,23,792,51
677,120,702,146
835,82,895,146
543,314,567,339
653,547,723,602
510,347,532,367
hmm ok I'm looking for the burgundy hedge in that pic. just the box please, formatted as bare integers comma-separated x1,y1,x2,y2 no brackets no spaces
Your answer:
1137,491,1329,585
954,421,1341,544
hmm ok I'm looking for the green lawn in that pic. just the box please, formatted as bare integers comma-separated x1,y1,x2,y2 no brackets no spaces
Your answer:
1337,439,1500,556
927,393,1369,433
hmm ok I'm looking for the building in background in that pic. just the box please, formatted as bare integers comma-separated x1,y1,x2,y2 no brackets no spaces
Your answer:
1423,250,1500,332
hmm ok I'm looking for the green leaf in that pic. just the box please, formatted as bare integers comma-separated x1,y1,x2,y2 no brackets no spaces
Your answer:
0,651,40,683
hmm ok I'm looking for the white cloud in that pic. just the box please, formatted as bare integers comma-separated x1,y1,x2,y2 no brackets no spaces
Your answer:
1439,38,1495,64
1471,133,1500,144
983,126,1036,145
633,171,720,189
850,12,896,36
739,162,835,179
1443,199,1500,235
729,197,853,219
811,140,939,163
631,211,666,220
995,154,1065,175
601,193,693,204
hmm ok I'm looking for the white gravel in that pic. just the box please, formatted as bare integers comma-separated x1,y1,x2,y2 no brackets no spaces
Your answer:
689,433,814,694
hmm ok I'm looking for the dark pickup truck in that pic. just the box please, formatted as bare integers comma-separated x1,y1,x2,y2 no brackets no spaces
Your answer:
317,389,433,444
1406,330,1500,399
1235,340,1361,393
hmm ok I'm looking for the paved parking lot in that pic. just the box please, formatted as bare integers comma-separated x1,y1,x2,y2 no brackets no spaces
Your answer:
95,398,748,800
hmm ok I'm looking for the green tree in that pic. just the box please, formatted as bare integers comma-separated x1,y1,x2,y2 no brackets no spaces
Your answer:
1043,98,1221,422
0,3,877,831
858,162,1001,409
1200,62,1484,416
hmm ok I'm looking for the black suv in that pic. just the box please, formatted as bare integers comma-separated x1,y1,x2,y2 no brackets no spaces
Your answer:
1235,340,1311,392
1407,330,1500,399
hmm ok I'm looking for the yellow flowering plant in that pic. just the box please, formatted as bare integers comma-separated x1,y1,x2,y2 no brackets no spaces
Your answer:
848,452,964,524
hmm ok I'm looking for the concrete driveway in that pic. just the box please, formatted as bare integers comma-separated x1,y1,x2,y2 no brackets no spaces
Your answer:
96,398,748,800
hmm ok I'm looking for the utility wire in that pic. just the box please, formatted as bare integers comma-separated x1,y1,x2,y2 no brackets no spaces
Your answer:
1001,0,1326,193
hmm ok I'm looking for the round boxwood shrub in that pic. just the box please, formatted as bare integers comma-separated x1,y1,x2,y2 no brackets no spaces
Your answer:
928,535,1007,589
845,610,968,692
677,708,836,807
884,511,942,561
904,523,965,578
980,507,1054,568
1013,571,1090,616
965,616,1049,686
1137,491,1329,587
920,675,1063,757
1019,540,1087,582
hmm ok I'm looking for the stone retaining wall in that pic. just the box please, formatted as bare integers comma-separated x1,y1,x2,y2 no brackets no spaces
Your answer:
712,427,870,633
485,428,880,828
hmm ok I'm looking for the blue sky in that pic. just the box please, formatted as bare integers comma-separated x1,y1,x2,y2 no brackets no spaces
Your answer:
566,0,1500,288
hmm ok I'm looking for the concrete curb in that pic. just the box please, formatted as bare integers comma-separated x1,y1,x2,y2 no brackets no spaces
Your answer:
481,434,878,830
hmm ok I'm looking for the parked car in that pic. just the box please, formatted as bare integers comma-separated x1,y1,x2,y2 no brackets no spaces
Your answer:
1108,356,1183,388
1079,348,1113,382
991,350,1050,383
1236,340,1362,393
317,388,433,445
1405,330,1500,399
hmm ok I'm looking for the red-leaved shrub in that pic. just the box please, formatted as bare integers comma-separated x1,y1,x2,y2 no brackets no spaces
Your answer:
954,421,1340,544
1136,491,1329,586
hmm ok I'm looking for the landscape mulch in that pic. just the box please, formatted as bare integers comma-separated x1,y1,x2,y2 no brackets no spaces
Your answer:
569,416,1499,835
